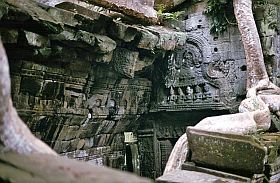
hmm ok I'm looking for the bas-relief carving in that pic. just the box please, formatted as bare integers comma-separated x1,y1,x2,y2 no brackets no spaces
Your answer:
85,80,151,119
158,35,238,111
85,93,121,119
256,4,280,85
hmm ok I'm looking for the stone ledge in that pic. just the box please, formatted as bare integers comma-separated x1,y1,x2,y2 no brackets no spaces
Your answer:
187,127,267,175
155,169,245,183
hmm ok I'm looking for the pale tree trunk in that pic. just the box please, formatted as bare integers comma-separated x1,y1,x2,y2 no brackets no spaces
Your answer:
233,0,268,89
233,0,280,112
0,41,56,155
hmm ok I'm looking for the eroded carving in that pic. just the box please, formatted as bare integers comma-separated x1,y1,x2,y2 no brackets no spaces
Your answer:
158,36,240,111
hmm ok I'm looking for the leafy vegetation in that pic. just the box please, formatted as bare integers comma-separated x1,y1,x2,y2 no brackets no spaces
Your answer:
156,4,184,21
205,0,236,35
254,0,268,5
205,0,276,35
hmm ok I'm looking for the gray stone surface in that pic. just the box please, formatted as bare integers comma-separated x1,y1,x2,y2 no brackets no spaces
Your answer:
187,128,267,175
156,169,244,183
87,0,158,24
0,0,155,170
1,0,280,180
112,48,139,78
150,1,249,114
3,0,63,34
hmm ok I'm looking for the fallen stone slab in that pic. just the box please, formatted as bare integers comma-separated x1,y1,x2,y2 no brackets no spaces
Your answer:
54,2,112,33
54,2,187,51
186,127,267,176
49,29,116,53
85,0,158,24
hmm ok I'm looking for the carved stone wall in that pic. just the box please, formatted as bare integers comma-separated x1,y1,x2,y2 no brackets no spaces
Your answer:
0,0,156,172
9,53,152,169
137,110,228,178
1,0,280,180
0,0,190,176
255,3,280,86
142,0,280,179
151,1,248,113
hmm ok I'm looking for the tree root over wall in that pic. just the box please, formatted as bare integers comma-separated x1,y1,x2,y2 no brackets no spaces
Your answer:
164,0,280,175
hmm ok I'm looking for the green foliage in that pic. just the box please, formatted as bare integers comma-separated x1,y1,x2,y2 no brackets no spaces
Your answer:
156,4,166,15
254,0,268,5
156,4,184,21
205,0,236,35
205,0,276,35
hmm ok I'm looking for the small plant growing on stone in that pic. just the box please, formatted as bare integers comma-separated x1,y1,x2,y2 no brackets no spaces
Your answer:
205,0,274,35
156,4,184,23
205,0,236,34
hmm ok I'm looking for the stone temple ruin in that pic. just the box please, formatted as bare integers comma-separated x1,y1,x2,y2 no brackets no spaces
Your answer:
0,0,280,182
156,35,239,112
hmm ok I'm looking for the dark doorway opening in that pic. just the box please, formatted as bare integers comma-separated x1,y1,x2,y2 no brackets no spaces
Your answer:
125,145,134,172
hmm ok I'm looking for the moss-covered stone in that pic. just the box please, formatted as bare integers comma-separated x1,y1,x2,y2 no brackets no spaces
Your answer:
187,128,267,176
0,28,18,44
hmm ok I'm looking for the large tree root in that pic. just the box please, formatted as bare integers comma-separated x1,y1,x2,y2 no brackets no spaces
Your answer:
164,0,280,174
163,134,188,175
164,80,280,174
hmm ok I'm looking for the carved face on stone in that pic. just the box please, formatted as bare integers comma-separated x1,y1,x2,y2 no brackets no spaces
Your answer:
184,52,193,66
108,99,116,107
195,85,202,93
186,86,193,94
204,84,210,92
94,99,102,107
